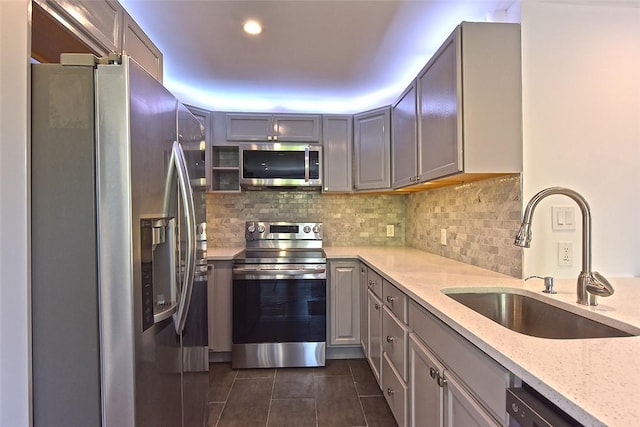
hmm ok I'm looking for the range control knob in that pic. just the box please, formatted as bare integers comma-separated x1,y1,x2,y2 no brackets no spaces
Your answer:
303,225,311,233
247,224,256,234
257,224,265,233
312,225,321,234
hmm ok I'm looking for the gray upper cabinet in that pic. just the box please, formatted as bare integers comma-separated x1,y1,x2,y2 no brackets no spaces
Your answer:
354,106,391,191
322,115,353,193
34,0,123,56
392,81,418,189
417,22,522,183
225,113,321,142
122,10,163,82
34,0,163,83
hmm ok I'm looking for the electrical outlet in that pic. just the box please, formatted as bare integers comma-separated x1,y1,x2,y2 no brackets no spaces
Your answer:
386,224,394,237
558,241,573,266
440,229,447,246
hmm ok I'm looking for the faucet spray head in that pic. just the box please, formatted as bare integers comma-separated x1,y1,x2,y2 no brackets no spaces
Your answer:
514,222,532,248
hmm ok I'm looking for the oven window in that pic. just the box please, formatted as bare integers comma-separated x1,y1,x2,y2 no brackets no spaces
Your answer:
232,279,326,344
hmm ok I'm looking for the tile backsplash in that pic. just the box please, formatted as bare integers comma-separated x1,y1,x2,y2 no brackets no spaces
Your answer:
206,192,406,247
206,175,522,277
406,175,522,277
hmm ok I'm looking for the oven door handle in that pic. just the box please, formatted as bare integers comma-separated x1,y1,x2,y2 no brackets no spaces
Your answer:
232,266,326,276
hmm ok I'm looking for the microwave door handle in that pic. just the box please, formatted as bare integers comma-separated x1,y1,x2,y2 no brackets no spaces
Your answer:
164,141,197,335
304,146,310,182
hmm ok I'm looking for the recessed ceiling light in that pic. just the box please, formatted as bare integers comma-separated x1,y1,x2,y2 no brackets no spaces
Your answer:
243,20,262,35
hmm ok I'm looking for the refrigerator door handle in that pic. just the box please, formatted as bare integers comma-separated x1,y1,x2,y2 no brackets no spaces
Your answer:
164,141,197,335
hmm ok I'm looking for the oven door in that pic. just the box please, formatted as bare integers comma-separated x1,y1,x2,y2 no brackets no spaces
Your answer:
231,270,326,368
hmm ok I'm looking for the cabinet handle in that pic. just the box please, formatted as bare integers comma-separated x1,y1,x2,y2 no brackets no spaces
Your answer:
429,367,438,379
437,374,447,388
273,135,278,141
368,280,373,287
386,295,396,303
375,303,380,310
267,136,273,141
386,335,394,343
386,388,395,396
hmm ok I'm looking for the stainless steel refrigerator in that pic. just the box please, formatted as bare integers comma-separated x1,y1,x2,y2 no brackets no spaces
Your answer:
31,54,208,427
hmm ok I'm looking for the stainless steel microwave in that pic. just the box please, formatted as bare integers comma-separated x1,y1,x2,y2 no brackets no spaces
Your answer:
239,143,322,189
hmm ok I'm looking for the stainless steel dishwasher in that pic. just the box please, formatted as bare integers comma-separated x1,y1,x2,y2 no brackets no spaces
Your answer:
507,386,583,427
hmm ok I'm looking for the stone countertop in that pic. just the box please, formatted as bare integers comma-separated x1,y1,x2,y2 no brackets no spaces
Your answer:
325,246,640,427
206,247,243,260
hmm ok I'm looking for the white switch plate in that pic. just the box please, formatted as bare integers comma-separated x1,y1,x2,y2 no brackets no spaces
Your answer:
552,206,576,231
386,224,394,237
440,229,447,245
558,241,573,266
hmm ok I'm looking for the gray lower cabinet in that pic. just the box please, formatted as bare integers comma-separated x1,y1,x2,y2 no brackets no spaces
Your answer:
322,115,353,192
207,260,232,353
328,260,360,346
409,333,498,427
408,334,445,427
359,264,368,352
382,280,409,426
408,300,511,427
354,106,391,191
416,21,521,182
356,261,513,427
366,288,383,383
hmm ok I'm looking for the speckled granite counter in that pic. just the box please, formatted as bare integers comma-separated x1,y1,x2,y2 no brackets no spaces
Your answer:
325,246,640,427
206,247,243,260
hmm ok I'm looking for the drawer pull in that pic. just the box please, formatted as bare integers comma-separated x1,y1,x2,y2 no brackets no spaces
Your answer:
386,388,395,396
386,295,396,303
437,374,447,388
386,335,394,343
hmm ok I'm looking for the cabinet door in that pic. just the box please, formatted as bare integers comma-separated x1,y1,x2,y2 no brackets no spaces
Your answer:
208,260,233,352
274,115,321,142
122,10,163,82
409,334,444,427
329,261,360,346
392,81,418,189
35,0,123,55
417,29,462,182
226,113,274,141
354,107,391,190
359,264,368,352
444,373,500,427
322,115,353,192
367,289,383,384
382,306,408,381
382,353,408,427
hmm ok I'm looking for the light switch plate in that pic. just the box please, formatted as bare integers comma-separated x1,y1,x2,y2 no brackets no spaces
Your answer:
552,206,576,231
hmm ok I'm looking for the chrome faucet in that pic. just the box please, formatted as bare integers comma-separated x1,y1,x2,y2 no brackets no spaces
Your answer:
514,187,614,306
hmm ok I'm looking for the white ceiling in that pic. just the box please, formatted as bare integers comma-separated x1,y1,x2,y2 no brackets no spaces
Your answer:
120,0,518,113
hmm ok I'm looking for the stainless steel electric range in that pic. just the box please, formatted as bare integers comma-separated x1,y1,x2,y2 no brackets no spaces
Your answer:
231,221,326,369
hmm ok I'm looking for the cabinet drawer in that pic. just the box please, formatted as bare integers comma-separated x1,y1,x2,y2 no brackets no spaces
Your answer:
382,353,407,427
382,306,408,381
408,300,511,425
366,268,383,299
383,280,407,322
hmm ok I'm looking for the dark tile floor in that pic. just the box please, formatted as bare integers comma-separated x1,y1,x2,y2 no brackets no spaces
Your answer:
206,359,397,427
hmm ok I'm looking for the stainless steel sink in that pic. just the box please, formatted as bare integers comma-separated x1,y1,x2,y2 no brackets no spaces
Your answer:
444,290,638,339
